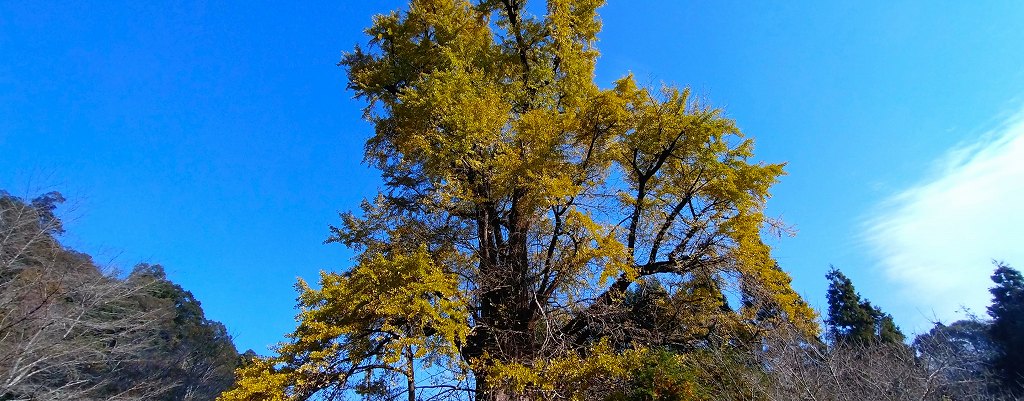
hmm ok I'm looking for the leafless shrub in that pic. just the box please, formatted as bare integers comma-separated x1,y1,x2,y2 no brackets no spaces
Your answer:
755,323,1011,401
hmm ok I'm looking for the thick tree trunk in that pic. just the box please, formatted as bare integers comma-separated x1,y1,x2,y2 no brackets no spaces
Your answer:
465,196,538,401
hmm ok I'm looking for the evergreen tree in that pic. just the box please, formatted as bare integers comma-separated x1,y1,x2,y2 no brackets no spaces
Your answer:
987,261,1024,393
825,267,904,344
873,304,904,344
129,264,240,401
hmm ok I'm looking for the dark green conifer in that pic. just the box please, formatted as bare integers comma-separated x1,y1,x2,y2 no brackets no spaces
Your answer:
825,267,904,344
988,262,1024,393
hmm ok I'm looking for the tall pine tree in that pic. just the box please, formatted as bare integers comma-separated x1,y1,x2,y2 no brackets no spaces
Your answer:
988,262,1024,393
825,267,904,344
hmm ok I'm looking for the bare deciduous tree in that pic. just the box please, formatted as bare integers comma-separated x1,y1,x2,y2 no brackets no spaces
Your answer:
755,323,1011,401
0,192,174,401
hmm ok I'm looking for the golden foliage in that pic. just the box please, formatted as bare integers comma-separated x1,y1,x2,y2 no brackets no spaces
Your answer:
222,0,817,399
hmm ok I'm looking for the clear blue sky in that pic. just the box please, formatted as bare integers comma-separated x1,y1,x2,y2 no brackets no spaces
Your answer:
3,1,1023,353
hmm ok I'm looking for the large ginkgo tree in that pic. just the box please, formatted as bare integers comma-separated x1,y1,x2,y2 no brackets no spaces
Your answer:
219,1,816,400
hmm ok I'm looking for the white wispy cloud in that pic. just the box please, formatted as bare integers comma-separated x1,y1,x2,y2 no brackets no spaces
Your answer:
863,107,1024,328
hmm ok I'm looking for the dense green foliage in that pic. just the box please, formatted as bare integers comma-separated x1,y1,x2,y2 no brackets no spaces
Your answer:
607,349,764,401
825,267,904,344
988,262,1024,393
0,191,239,400
129,263,241,401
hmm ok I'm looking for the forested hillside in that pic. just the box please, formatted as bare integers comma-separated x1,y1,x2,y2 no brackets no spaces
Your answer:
0,192,239,400
5,188,1019,400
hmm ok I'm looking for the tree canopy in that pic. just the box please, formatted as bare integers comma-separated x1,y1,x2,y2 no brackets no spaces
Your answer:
988,262,1024,393
825,267,904,345
0,191,239,400
218,1,815,400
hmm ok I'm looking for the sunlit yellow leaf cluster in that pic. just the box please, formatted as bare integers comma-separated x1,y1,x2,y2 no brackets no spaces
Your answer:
218,246,468,400
487,341,648,400
217,358,290,401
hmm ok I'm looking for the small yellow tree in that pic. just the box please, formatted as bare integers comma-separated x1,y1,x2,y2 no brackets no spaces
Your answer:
220,1,816,400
